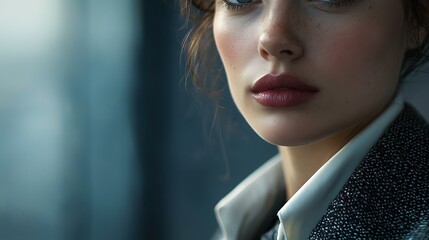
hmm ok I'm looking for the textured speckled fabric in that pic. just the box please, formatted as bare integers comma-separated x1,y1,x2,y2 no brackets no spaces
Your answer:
308,105,429,239
258,105,429,240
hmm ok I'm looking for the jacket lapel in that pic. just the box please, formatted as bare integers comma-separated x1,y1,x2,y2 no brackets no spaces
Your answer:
309,105,429,239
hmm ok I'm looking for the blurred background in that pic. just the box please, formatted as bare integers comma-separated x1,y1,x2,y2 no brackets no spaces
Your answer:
0,1,428,240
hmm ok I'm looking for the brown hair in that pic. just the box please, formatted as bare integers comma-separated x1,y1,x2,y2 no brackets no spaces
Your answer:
181,0,217,94
181,0,429,92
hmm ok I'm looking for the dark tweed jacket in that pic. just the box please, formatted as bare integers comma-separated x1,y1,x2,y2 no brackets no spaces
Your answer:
308,105,429,239
214,105,429,240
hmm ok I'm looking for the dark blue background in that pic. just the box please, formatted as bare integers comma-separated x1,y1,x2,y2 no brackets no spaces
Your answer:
0,1,428,240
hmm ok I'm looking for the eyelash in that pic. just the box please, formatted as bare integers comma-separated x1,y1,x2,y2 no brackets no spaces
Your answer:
219,0,358,11
318,0,357,8
218,0,258,11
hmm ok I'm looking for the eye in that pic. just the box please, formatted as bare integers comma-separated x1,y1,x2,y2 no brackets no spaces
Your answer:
220,0,260,11
225,0,254,4
311,0,358,10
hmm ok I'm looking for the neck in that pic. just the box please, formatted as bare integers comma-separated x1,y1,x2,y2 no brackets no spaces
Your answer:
279,123,368,200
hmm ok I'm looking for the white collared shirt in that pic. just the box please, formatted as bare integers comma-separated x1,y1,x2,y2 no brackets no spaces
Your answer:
214,95,404,240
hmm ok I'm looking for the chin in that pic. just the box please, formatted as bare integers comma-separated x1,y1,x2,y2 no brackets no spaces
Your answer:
254,127,320,147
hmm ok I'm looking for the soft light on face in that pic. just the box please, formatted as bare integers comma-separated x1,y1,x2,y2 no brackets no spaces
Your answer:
213,0,410,146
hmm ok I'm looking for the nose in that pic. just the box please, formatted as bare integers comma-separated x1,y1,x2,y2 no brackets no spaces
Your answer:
258,9,304,62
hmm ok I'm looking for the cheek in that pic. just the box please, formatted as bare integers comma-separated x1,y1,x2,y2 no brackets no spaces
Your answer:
213,15,260,107
213,19,240,71
318,15,405,88
213,16,256,76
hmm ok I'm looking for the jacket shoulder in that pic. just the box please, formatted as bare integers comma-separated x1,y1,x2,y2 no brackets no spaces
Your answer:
310,105,429,239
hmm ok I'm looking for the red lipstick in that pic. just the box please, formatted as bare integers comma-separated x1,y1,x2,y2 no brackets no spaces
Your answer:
251,74,318,108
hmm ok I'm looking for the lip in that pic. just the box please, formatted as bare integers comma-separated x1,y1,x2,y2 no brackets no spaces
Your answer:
251,73,319,108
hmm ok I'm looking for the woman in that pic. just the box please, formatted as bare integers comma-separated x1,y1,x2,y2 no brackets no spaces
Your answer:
181,0,429,239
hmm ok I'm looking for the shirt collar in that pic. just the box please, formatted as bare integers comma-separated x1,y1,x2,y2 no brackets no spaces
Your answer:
215,95,404,240
215,154,284,240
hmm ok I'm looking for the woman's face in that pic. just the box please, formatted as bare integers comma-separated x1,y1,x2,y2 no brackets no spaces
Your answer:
213,0,412,146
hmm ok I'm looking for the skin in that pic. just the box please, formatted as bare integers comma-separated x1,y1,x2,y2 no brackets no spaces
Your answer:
213,0,416,199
